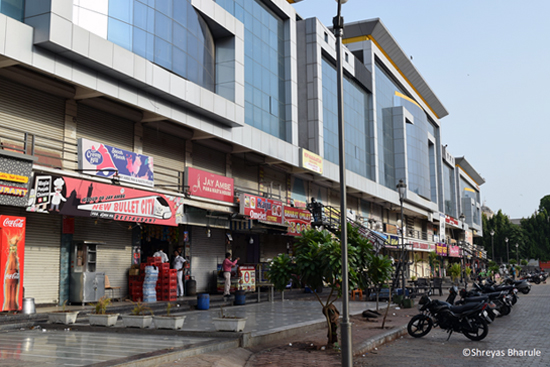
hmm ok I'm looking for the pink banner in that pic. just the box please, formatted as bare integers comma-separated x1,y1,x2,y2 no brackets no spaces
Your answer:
240,193,283,224
185,167,234,203
448,245,461,257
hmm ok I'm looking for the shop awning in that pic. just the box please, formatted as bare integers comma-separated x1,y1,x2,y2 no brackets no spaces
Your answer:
230,219,289,233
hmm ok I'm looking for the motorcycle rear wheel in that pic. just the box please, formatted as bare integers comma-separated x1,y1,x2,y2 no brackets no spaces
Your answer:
533,277,541,284
407,314,433,338
521,287,530,294
463,316,489,341
499,304,511,316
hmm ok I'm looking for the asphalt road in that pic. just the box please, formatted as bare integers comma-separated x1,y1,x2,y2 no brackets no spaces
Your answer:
356,282,550,367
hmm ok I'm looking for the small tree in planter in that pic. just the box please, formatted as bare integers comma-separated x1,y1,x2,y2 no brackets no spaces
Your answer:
153,303,186,330
89,296,119,327
122,301,153,328
268,225,374,347
211,306,247,332
48,300,80,325
449,263,462,285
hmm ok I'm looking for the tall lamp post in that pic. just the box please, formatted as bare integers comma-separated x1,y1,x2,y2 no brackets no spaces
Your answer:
505,237,509,264
490,229,495,261
397,180,407,297
333,0,351,365
459,213,466,287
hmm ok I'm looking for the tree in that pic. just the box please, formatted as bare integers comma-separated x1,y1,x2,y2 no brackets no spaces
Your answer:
367,254,393,311
267,224,378,346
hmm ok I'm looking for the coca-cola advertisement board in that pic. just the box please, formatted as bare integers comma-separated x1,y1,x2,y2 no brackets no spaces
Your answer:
0,216,25,311
239,193,283,225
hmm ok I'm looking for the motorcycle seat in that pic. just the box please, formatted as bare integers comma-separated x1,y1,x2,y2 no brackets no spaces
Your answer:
449,302,482,314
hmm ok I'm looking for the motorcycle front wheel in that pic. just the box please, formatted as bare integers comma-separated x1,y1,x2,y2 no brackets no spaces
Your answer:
521,287,530,294
498,304,511,316
407,314,433,338
462,316,489,341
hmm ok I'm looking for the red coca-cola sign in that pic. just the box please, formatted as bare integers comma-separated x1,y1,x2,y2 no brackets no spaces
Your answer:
185,167,234,203
0,216,25,311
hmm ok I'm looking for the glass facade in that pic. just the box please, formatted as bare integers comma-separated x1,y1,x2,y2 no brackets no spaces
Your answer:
102,0,215,92
322,58,373,179
216,0,288,140
0,0,24,20
443,163,456,218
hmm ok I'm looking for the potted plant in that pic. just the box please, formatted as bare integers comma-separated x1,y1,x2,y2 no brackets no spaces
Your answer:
89,296,119,327
122,301,153,328
211,306,247,332
153,303,186,330
48,300,80,325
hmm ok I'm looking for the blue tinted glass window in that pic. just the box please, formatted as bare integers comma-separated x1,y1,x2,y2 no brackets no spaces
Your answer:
173,23,187,50
154,37,172,69
0,0,24,20
109,0,133,23
108,18,132,49
133,27,147,57
156,0,172,17
134,1,148,29
155,11,172,42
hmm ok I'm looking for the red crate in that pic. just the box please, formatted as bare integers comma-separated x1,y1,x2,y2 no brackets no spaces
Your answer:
168,295,177,301
160,263,170,270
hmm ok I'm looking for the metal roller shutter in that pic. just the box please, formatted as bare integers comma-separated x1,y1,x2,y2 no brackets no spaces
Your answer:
190,227,226,293
24,212,62,305
232,156,258,193
73,218,132,297
76,104,134,150
142,127,185,191
192,143,226,175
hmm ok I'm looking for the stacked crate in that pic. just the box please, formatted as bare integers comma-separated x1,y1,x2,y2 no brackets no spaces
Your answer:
128,256,164,302
157,263,178,301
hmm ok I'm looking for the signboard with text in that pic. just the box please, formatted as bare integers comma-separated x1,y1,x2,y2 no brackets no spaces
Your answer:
283,206,312,236
27,175,183,226
185,167,234,203
78,138,154,187
300,149,323,174
448,245,461,257
435,243,448,256
239,193,283,225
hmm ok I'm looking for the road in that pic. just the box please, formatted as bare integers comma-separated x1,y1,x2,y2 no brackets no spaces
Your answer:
356,282,550,367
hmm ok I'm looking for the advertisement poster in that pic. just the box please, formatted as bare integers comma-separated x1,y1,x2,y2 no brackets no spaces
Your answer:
239,193,283,225
283,207,312,236
435,243,448,256
0,216,25,311
185,167,234,203
27,175,183,226
238,265,256,292
448,245,461,257
78,138,154,188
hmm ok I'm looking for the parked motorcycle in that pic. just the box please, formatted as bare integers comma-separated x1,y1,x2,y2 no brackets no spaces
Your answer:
407,295,489,341
446,286,499,323
502,277,531,295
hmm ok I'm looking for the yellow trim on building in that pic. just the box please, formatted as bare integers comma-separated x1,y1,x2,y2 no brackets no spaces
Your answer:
457,164,481,187
343,34,440,119
394,91,421,109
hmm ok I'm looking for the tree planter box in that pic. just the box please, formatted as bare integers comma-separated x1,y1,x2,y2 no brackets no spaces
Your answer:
48,311,79,325
212,317,247,332
89,314,119,327
153,315,186,330
122,315,153,328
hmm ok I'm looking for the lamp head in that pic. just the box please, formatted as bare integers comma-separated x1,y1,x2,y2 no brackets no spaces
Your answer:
490,229,494,236
396,179,407,199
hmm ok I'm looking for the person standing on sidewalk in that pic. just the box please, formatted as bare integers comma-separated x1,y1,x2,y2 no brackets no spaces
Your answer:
222,252,240,298
172,250,187,297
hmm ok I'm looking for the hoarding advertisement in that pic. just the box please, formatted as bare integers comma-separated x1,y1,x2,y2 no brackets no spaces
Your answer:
449,245,461,257
283,207,312,236
185,167,234,203
78,138,154,188
0,216,25,311
240,193,283,225
27,175,183,226
436,243,448,256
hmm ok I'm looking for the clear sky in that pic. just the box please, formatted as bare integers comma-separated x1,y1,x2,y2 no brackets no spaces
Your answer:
291,0,550,220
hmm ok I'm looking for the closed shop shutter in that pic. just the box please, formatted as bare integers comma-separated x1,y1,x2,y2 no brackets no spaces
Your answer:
232,156,258,193
0,78,65,167
261,166,287,200
192,143,226,175
142,127,185,191
190,227,226,293
24,212,62,305
260,235,288,262
76,104,134,150
73,218,132,296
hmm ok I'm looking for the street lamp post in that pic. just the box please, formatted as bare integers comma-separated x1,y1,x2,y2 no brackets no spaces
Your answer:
505,237,509,264
333,1,351,365
459,213,466,287
397,180,407,297
491,229,496,261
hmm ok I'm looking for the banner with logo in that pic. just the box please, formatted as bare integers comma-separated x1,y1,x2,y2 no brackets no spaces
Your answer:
239,193,283,225
27,175,183,226
0,153,33,207
185,167,234,203
448,245,461,257
78,138,154,187
0,216,25,311
283,207,312,236
435,243,448,256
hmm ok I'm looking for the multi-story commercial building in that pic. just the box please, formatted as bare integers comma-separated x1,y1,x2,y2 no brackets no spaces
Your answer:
0,0,484,305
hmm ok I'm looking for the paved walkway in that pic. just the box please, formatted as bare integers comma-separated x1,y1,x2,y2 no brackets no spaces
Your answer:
0,295,396,366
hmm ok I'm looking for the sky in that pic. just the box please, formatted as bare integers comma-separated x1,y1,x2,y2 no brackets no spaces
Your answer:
291,0,550,219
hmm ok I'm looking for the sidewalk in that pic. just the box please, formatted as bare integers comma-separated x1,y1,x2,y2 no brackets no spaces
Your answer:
0,290,441,366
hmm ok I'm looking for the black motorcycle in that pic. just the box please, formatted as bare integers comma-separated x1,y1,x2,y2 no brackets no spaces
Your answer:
407,295,489,341
502,277,531,295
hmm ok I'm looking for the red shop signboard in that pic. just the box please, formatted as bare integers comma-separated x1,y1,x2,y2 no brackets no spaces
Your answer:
239,193,283,225
0,216,25,311
185,167,234,203
283,206,312,236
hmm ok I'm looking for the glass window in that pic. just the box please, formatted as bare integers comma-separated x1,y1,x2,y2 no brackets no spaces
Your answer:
133,1,148,30
154,36,172,69
155,0,172,17
0,0,24,20
443,163,456,218
108,18,132,49
155,11,172,42
109,0,133,23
